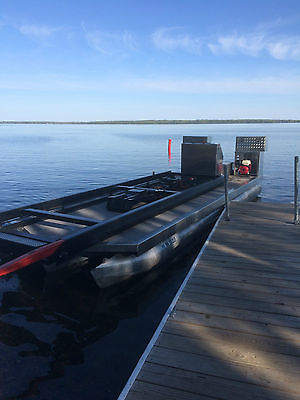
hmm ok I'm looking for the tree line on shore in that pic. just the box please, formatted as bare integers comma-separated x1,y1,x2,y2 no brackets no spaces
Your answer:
1,119,300,125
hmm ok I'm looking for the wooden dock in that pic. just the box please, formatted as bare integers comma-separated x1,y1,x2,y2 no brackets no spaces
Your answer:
121,202,300,400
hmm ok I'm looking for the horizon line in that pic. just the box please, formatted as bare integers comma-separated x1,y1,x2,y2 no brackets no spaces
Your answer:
1,118,300,125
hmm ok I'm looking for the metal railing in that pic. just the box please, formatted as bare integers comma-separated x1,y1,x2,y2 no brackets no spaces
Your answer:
224,167,230,221
223,163,231,221
295,156,299,225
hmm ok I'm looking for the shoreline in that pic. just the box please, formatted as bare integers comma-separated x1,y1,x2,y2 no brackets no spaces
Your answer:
1,119,300,125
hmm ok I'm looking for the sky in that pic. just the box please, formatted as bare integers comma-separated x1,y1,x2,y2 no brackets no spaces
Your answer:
0,0,300,121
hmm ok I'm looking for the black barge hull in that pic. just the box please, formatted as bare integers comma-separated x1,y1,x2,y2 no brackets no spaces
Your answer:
0,173,222,275
0,134,266,287
0,172,260,286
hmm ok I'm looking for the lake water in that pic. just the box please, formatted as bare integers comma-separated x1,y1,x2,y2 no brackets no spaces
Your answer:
0,123,299,212
0,123,299,400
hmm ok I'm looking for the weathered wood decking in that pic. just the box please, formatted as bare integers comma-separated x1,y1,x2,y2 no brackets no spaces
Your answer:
122,202,300,400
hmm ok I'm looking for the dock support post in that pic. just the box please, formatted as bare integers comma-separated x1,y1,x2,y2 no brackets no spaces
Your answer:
295,156,299,225
224,165,230,221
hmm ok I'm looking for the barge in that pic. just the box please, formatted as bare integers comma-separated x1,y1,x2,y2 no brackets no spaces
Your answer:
0,136,266,288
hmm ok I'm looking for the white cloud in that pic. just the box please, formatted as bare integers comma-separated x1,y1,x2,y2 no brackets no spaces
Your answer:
208,33,300,61
18,24,61,38
152,27,202,53
84,29,137,54
267,37,300,60
208,33,265,56
152,21,300,61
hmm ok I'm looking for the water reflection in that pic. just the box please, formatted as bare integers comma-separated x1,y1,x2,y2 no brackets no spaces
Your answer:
0,238,205,400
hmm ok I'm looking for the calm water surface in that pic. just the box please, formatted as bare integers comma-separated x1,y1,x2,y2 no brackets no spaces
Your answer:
0,123,299,211
0,123,299,399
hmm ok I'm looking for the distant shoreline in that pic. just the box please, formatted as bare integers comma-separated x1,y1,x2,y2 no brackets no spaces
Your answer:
1,119,300,125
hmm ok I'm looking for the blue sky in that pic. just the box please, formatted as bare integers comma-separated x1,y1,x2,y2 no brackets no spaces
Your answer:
1,0,300,120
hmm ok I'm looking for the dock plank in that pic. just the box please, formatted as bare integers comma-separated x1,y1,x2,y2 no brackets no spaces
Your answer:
185,275,300,298
156,332,300,370
180,290,300,317
191,270,300,288
171,309,300,340
138,363,299,400
197,255,300,271
192,268,300,282
124,203,300,400
184,284,300,306
163,320,300,357
175,299,300,328
185,276,300,296
128,381,211,400
148,346,300,393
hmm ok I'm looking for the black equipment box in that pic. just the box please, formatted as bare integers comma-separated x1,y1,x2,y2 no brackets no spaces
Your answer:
181,137,223,177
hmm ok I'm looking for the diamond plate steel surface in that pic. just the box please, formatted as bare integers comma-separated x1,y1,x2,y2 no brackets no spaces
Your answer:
0,232,46,247
236,136,267,152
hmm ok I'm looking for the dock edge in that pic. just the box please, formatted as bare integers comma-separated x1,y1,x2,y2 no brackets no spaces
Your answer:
117,209,226,400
